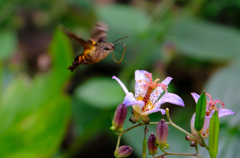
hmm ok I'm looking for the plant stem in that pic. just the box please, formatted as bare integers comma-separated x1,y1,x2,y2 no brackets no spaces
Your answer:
195,144,199,154
157,148,203,158
115,134,122,151
165,108,199,142
121,123,143,134
197,131,209,150
169,121,198,140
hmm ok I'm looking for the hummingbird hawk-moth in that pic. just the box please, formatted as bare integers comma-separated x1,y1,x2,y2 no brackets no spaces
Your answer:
63,22,128,72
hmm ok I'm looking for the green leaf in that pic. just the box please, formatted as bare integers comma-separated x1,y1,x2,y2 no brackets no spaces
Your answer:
166,16,240,61
49,27,73,83
97,5,150,41
0,30,17,60
0,28,72,157
194,91,207,131
209,111,220,158
75,77,125,109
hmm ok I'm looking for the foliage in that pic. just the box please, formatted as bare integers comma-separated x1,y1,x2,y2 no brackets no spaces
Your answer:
0,0,239,157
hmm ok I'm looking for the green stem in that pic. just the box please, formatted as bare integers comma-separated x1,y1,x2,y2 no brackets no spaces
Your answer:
157,148,203,158
165,108,199,142
169,121,198,140
195,144,199,154
142,135,147,158
115,134,122,151
121,123,143,134
197,131,209,150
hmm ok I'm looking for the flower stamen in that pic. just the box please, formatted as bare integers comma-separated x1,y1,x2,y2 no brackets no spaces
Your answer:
140,73,168,112
205,93,225,116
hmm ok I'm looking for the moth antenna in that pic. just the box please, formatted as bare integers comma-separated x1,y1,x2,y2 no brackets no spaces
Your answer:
112,36,129,44
112,43,126,63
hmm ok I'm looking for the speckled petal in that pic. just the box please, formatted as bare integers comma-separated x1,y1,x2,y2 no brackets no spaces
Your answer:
191,92,200,104
154,93,185,109
205,108,235,119
218,108,235,118
144,108,166,115
200,117,211,138
135,70,150,99
149,77,173,105
123,93,145,109
112,76,129,94
190,113,211,138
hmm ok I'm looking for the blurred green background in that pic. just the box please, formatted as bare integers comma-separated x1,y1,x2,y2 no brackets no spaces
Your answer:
0,0,240,157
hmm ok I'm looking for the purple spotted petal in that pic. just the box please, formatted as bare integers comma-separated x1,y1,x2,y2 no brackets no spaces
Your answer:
154,93,185,109
190,113,210,138
149,77,173,105
191,92,200,104
135,70,149,99
123,93,145,109
112,76,129,94
218,108,235,118
205,108,235,118
144,108,166,115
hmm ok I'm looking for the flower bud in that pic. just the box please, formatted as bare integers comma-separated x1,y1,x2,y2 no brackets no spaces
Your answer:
129,109,141,124
114,145,132,158
156,119,169,149
190,141,197,147
141,115,150,124
110,103,127,132
148,133,157,155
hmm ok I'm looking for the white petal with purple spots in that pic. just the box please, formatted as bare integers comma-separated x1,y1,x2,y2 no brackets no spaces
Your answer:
154,93,185,109
135,70,149,99
149,77,173,105
144,108,166,115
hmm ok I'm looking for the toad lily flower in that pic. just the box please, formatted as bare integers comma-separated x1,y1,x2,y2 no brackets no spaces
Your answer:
189,92,235,143
112,70,184,123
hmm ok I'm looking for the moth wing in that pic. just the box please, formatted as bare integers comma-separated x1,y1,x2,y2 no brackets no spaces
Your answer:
90,21,108,43
62,27,93,50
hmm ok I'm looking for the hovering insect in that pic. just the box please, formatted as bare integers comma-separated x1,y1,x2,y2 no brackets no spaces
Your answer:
63,22,128,72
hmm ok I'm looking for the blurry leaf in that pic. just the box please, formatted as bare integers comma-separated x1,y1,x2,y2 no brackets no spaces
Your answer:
0,76,71,158
0,30,17,60
194,92,206,131
209,111,219,158
49,28,73,84
97,5,150,41
0,0,16,27
75,77,125,109
204,59,240,158
119,20,171,81
205,59,240,129
166,17,240,61
0,28,72,158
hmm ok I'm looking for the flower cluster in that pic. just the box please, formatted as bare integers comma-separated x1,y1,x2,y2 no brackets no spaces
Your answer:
187,92,235,145
110,70,235,158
